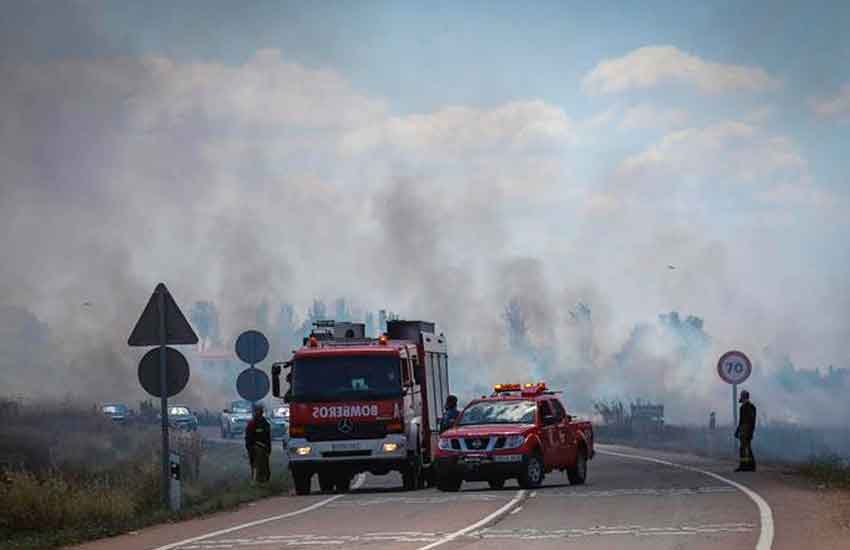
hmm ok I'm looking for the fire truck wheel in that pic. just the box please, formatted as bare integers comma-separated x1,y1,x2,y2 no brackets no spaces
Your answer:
334,474,352,493
436,476,462,492
402,457,422,491
519,454,544,489
293,469,312,495
318,473,335,493
487,478,505,490
567,447,588,485
422,466,435,488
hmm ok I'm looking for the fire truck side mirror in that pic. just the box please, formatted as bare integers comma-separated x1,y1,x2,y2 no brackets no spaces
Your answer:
271,363,282,398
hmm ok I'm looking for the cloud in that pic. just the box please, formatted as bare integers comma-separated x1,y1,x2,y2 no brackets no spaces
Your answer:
808,84,850,120
618,103,689,131
582,46,780,95
341,100,574,157
617,121,806,185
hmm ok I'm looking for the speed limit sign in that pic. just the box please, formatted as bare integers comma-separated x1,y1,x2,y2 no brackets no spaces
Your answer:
717,350,752,385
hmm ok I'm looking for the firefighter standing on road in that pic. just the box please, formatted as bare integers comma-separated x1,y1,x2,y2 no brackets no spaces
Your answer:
245,403,272,483
439,395,459,433
734,390,757,472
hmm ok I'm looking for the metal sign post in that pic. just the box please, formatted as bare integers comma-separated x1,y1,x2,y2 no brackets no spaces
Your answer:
732,383,738,430
158,288,170,507
129,283,197,510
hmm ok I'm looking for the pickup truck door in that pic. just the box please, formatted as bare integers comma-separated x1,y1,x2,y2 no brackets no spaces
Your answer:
551,399,575,467
537,400,560,468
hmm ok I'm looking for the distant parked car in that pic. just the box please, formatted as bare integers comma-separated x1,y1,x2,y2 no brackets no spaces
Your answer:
165,405,198,432
220,400,253,439
270,405,289,441
101,403,130,424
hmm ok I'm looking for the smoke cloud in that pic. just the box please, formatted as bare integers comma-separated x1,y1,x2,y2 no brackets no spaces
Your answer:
1,36,849,427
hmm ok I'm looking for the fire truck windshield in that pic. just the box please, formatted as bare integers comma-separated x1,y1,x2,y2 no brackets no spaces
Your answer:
458,400,537,426
291,355,402,402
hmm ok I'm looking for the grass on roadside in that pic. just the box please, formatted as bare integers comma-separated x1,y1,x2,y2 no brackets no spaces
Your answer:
0,398,290,550
796,454,850,489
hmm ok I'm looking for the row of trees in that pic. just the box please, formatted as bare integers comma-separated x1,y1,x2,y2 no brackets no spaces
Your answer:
188,298,401,353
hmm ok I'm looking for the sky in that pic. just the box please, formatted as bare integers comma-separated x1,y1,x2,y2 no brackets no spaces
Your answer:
1,1,849,423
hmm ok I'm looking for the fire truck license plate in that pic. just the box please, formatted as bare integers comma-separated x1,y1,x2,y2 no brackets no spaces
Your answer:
331,442,360,451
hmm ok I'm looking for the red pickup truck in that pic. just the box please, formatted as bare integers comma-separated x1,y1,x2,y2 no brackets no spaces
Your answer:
433,383,594,491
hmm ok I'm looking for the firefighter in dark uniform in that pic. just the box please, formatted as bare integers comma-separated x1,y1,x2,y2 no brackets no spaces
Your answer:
245,403,272,482
734,390,757,472
439,395,459,433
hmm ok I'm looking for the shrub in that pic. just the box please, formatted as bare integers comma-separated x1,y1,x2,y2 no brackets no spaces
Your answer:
0,470,137,531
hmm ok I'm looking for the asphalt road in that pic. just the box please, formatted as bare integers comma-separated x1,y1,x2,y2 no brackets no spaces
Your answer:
72,443,824,550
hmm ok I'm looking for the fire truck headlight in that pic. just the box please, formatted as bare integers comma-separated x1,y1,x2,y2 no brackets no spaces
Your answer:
382,442,399,453
293,446,312,456
438,438,453,451
503,435,526,449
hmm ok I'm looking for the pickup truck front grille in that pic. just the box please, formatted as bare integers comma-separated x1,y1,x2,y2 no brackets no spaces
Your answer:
463,437,491,451
305,422,387,442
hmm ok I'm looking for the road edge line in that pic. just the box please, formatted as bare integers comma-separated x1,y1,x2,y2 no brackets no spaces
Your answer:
150,475,365,550
415,489,527,550
597,447,774,550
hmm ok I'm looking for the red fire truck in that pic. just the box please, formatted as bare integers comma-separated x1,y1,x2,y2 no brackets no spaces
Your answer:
434,382,594,491
271,320,450,495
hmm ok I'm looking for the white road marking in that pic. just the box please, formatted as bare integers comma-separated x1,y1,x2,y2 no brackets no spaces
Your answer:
509,506,523,515
327,493,510,507
414,489,526,550
152,473,366,550
598,447,774,550
537,486,736,498
473,522,756,540
178,532,447,548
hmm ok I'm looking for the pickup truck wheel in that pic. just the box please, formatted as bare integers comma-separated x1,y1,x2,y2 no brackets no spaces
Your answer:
318,474,335,493
293,469,311,496
567,447,588,485
488,478,505,490
519,454,544,489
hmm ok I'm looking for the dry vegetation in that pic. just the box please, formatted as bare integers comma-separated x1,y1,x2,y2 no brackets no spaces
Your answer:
0,398,289,550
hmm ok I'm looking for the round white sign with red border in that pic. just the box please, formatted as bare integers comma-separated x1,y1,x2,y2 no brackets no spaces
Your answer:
717,350,752,385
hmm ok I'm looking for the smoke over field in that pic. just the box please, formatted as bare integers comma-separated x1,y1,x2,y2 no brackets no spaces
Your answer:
1,8,849,431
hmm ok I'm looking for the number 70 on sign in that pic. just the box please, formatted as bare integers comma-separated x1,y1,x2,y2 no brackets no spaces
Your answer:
717,350,752,385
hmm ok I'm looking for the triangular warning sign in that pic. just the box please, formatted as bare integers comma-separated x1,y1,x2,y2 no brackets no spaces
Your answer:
128,283,199,347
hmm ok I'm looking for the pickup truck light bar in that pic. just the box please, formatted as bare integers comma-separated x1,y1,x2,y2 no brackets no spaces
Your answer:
493,382,561,397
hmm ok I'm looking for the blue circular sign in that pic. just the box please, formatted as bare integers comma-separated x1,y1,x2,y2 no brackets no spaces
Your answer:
237,368,270,402
235,330,269,365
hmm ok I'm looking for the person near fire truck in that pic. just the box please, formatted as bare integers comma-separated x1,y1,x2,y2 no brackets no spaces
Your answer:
245,403,272,482
439,395,459,433
734,390,757,472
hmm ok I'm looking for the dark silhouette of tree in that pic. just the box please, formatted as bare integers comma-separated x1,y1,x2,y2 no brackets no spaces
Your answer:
504,298,528,351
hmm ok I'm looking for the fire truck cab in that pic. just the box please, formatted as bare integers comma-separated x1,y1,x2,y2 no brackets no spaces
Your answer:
272,320,450,495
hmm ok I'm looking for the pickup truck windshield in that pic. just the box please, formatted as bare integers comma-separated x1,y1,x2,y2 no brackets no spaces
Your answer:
292,355,401,402
168,407,190,416
459,400,537,425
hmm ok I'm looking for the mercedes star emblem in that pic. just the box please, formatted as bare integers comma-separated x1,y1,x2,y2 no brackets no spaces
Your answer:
337,418,354,434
